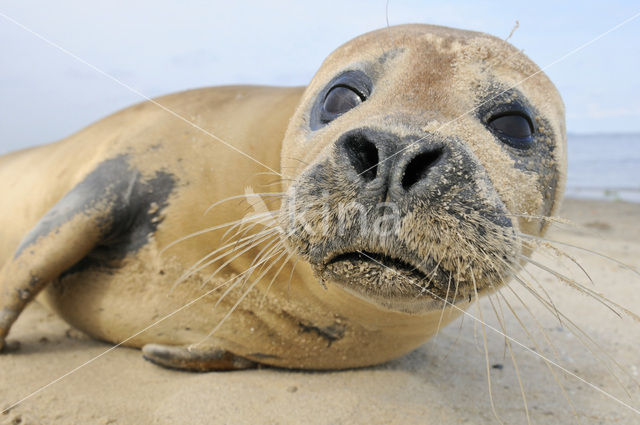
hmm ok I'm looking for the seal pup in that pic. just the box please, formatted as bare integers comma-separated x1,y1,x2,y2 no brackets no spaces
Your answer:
0,24,565,371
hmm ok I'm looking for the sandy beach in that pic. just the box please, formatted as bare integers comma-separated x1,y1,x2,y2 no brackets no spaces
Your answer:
1,198,639,425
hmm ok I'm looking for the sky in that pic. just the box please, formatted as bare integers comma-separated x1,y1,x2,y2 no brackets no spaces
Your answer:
1,0,639,154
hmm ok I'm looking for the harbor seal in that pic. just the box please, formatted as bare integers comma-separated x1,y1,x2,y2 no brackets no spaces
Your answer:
0,24,565,371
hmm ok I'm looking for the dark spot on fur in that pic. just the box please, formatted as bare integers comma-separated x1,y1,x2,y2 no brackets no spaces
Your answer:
15,155,131,257
28,275,41,288
298,321,346,347
377,48,404,65
13,155,176,277
0,307,17,329
248,352,281,360
17,289,30,300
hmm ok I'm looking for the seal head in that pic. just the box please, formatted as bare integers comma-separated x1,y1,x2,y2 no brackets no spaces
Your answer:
279,24,566,313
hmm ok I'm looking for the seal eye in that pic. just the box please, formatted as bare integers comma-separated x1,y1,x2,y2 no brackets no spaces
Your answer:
488,113,534,149
310,70,372,130
323,86,363,116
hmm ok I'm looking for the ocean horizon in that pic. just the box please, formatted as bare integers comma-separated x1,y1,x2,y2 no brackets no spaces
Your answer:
566,132,640,203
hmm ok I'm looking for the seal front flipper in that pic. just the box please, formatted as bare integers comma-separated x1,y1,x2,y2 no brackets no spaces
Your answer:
0,194,110,350
142,343,256,371
0,155,174,350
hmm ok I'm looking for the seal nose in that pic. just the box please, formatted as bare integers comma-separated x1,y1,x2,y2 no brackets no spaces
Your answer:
342,132,379,183
399,147,444,191
337,129,450,201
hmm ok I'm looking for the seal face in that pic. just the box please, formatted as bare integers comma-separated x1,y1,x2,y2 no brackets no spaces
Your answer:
279,24,565,314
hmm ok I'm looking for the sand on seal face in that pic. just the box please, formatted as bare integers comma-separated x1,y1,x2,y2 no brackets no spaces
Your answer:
1,198,639,425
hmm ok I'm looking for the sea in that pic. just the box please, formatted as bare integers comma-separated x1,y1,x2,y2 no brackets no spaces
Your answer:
566,133,640,203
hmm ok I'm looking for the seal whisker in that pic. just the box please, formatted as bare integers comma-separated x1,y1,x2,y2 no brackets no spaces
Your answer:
212,246,287,314
518,263,565,325
229,234,288,293
396,254,594,421
451,259,462,308
504,269,639,416
470,269,505,425
373,249,577,421
506,213,576,226
200,233,282,289
204,192,285,216
470,233,564,324
434,271,453,336
510,273,638,395
243,239,287,286
492,287,510,361
486,292,532,425
187,248,289,351
249,171,286,179
440,262,465,364
286,257,300,301
193,249,290,348
466,212,632,287
232,243,287,295
160,211,274,255
221,219,280,253
524,242,596,288
440,309,467,364
245,171,294,188
519,255,639,321
458,216,633,320
258,251,296,310
174,229,279,290
457,243,639,408
282,156,310,166
204,226,277,268
494,254,639,392
518,233,640,279
497,287,581,421
256,179,295,189
172,228,278,290
496,269,563,360
236,202,282,225
220,192,281,241
221,210,279,243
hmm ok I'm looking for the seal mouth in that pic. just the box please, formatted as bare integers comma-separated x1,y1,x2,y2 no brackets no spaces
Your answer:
314,248,486,313
314,248,451,311
326,251,429,281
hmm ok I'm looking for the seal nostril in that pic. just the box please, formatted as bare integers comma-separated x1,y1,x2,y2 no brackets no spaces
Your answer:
343,134,379,182
401,148,444,190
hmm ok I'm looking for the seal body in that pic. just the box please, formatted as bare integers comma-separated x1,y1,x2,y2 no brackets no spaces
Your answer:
0,24,565,370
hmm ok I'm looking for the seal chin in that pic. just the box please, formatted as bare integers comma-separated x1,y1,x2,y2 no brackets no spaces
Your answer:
312,250,454,314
